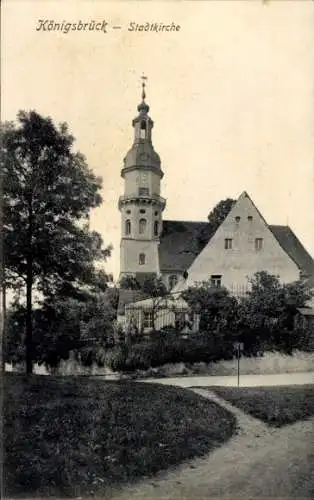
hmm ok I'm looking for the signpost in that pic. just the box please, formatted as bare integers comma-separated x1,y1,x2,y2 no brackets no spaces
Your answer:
233,341,244,387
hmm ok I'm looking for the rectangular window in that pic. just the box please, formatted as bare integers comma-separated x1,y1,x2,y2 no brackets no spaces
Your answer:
143,311,153,329
224,238,232,249
255,238,263,251
139,187,149,196
139,253,146,265
211,275,222,288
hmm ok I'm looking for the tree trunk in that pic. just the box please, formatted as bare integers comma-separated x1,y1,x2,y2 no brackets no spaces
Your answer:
26,200,33,375
1,278,6,373
26,255,33,374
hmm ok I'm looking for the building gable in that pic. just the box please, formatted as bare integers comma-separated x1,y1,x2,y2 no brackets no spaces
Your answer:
181,191,301,293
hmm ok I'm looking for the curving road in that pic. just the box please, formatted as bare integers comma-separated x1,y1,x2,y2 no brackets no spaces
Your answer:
141,371,314,388
108,387,314,500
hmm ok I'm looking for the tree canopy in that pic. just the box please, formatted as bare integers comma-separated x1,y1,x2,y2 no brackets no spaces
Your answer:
198,198,236,246
237,271,314,351
182,280,239,335
207,197,236,228
2,110,112,373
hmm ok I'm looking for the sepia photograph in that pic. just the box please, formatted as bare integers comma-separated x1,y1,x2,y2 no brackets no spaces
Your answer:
1,0,314,498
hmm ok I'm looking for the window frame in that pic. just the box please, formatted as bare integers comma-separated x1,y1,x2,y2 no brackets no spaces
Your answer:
139,218,147,235
143,311,153,329
210,274,222,288
140,120,147,139
125,219,131,236
169,274,178,290
255,237,263,251
139,253,146,265
224,238,233,250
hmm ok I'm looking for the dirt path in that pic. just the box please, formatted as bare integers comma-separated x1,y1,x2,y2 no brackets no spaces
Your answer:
141,371,314,388
107,388,314,500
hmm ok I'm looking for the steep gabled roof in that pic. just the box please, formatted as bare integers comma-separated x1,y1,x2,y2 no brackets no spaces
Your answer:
159,220,209,272
158,218,314,280
269,225,314,277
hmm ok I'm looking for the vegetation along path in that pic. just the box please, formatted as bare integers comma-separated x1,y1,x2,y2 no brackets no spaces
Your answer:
110,386,314,500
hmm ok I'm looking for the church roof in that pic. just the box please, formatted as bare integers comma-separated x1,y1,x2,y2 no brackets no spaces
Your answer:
159,219,314,279
269,225,314,278
159,220,209,272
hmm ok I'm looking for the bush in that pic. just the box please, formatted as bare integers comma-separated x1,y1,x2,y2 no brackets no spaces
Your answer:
109,331,236,372
105,344,129,372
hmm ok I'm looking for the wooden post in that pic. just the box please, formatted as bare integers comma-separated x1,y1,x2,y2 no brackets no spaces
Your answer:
237,345,240,388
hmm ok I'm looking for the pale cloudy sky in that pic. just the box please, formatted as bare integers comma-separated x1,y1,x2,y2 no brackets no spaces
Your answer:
2,0,314,280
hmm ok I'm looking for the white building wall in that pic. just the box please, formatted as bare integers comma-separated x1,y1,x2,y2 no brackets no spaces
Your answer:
182,192,300,292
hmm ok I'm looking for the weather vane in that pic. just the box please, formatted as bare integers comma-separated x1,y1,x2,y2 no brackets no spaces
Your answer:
141,74,147,101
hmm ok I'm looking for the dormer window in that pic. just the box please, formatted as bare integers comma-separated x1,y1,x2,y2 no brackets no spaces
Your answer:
248,216,253,222
235,216,241,223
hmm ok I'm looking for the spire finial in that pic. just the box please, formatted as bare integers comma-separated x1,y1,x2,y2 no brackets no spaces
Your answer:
137,74,149,113
141,74,147,102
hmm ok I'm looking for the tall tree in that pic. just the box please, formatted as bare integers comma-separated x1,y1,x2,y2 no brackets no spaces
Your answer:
207,198,236,228
198,198,236,246
1,111,111,374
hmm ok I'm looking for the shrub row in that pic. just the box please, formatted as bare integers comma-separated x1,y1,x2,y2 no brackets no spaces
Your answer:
105,332,236,373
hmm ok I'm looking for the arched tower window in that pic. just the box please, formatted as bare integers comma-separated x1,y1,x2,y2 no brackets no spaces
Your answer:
125,219,131,236
139,218,147,234
169,274,178,290
154,220,159,236
140,120,146,139
139,253,146,265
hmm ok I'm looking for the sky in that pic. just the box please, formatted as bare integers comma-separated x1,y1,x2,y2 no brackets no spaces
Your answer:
2,0,314,281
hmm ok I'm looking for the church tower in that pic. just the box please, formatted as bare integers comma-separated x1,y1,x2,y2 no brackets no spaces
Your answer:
119,77,166,281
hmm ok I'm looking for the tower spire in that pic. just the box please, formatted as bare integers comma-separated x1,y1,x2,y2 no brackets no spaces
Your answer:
138,74,149,114
141,74,147,102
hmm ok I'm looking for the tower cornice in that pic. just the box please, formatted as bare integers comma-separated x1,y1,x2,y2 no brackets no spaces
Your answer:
121,164,164,179
118,193,166,211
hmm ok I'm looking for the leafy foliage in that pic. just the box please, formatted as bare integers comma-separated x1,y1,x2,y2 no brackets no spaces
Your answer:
119,275,141,290
198,198,236,245
182,280,239,337
6,289,118,368
238,272,314,352
2,111,111,372
207,197,236,227
181,272,313,355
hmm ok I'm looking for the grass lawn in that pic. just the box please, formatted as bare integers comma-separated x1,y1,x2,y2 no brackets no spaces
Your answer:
210,385,314,428
4,374,236,498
